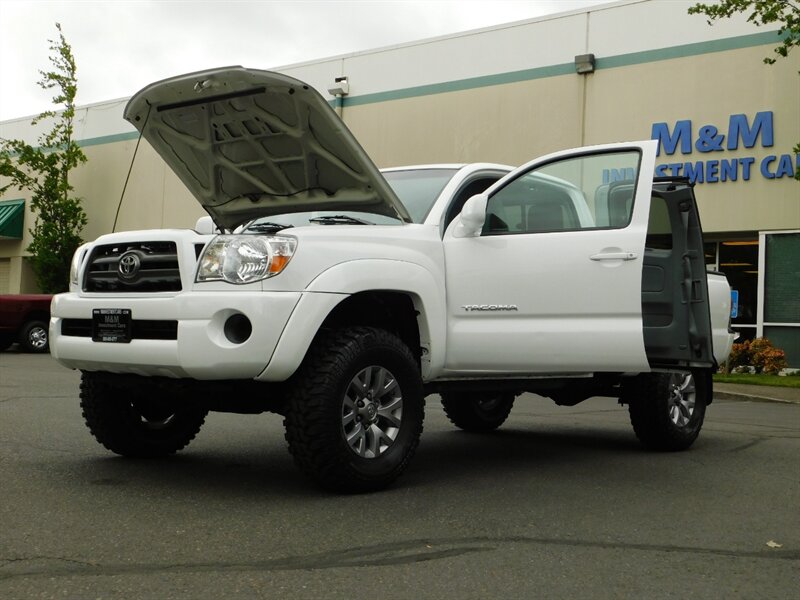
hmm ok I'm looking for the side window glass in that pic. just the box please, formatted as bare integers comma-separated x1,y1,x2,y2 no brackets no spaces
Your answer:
444,177,500,230
483,150,641,235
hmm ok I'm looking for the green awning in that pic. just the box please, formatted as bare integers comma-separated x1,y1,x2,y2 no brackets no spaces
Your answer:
0,199,24,239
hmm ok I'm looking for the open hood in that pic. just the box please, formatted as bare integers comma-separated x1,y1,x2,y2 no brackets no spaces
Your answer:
124,66,411,230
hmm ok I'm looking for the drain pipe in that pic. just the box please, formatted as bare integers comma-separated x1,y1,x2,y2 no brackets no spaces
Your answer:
574,54,595,146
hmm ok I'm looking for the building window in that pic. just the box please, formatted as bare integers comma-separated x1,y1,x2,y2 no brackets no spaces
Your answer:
718,239,759,341
761,232,799,367
704,242,717,268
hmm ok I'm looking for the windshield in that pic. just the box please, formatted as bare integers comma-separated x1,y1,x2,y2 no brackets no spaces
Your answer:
243,168,459,231
244,210,402,232
383,168,458,223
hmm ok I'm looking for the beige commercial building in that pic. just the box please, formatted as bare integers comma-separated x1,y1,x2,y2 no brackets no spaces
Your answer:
1,0,798,361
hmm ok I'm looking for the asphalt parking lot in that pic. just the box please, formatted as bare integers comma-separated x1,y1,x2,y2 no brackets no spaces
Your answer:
1,351,798,599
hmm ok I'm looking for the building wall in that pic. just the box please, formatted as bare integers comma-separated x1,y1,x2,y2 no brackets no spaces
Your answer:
585,44,799,234
344,74,586,168
0,0,798,360
2,0,796,244
72,141,203,241
337,43,798,235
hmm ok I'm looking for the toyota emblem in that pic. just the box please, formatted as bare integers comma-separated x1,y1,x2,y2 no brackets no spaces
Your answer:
118,252,141,280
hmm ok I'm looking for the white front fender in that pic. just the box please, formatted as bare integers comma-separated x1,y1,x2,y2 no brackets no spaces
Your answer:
257,259,446,381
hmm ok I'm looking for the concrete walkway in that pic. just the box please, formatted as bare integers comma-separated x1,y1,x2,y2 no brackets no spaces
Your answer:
714,382,800,404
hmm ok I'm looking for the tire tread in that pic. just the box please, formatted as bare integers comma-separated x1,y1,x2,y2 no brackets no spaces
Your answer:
283,327,424,493
80,373,206,458
623,371,708,451
440,392,515,432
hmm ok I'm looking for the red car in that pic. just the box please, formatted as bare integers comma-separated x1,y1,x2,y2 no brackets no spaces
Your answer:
0,294,53,353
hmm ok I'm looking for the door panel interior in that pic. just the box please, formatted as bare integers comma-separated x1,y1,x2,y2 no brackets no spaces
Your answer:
643,180,714,368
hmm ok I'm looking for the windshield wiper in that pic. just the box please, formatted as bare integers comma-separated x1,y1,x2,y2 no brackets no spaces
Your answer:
308,215,373,225
246,222,293,233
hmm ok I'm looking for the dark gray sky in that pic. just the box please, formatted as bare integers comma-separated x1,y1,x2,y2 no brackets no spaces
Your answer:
0,0,610,120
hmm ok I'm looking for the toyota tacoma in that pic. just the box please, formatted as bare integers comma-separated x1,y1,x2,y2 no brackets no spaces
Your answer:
50,67,734,492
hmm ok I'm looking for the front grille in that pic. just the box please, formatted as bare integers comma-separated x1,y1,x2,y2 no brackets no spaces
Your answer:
84,242,181,292
61,319,178,340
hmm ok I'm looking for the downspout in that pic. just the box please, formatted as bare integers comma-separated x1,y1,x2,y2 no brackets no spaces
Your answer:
576,11,594,146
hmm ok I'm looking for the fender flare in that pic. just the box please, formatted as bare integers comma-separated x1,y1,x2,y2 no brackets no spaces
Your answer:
257,259,446,381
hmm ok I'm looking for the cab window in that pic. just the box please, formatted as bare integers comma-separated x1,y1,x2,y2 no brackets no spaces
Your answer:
483,150,641,235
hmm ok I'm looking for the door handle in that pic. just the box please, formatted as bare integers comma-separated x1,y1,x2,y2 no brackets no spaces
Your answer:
590,252,638,261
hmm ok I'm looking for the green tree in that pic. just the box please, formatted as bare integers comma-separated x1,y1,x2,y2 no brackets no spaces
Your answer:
688,0,800,179
0,23,88,293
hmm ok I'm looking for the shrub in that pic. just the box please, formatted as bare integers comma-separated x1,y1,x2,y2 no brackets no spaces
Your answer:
723,340,750,373
721,337,788,374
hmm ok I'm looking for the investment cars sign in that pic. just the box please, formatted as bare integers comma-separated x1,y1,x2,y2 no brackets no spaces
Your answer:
650,111,798,184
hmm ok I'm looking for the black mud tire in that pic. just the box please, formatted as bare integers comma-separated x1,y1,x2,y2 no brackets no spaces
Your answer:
622,369,710,451
20,320,49,353
283,327,425,494
440,392,515,432
80,372,207,458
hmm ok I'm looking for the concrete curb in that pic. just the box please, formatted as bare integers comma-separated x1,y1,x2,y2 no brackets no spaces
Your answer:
712,381,800,404
713,391,800,404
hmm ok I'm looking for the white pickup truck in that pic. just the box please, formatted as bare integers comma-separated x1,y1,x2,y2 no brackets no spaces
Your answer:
51,67,734,492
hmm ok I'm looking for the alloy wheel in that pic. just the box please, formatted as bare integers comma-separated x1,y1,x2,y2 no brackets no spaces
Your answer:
341,365,403,458
668,372,696,427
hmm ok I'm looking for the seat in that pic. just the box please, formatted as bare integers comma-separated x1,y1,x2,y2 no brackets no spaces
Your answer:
526,196,575,232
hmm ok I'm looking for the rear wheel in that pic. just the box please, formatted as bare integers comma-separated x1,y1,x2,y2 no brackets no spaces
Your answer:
20,320,49,353
80,372,207,458
622,370,709,451
440,392,515,432
284,327,425,493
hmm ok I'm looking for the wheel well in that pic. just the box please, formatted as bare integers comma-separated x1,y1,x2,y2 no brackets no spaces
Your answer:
21,312,50,330
320,291,421,362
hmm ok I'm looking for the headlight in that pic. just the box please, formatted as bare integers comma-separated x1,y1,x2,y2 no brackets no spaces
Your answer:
196,235,297,284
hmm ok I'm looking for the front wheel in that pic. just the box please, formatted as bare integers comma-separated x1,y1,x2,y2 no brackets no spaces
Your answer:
284,327,425,493
622,370,710,451
80,373,207,458
440,392,515,432
20,320,49,353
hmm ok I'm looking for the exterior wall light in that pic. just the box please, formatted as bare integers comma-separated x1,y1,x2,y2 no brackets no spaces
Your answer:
327,76,349,96
574,54,596,74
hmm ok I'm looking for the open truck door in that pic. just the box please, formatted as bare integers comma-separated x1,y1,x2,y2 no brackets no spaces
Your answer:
442,140,714,375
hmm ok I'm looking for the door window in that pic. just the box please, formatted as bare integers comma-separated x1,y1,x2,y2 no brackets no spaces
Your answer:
483,151,641,235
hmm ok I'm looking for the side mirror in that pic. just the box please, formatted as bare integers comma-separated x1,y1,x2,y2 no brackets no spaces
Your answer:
453,193,488,238
194,215,219,235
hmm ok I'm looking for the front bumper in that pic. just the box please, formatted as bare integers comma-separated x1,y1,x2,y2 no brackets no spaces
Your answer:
50,291,301,380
